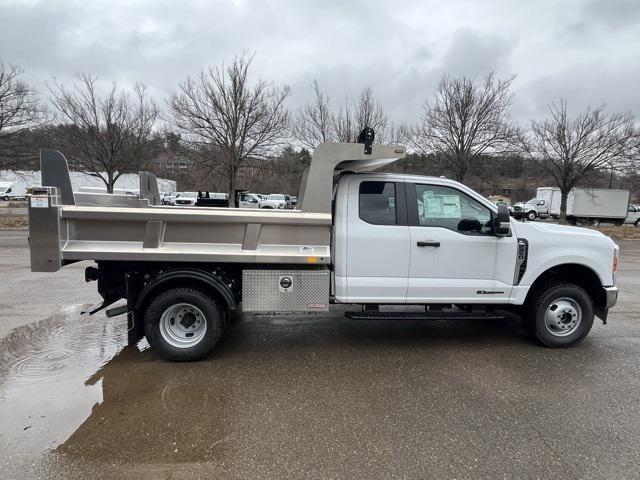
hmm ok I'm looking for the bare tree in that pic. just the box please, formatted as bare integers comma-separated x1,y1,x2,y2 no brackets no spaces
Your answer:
167,54,290,206
526,100,637,222
295,82,394,148
293,80,334,150
333,87,389,143
411,73,521,182
386,121,409,146
0,62,46,168
332,98,355,143
352,87,389,140
49,74,160,192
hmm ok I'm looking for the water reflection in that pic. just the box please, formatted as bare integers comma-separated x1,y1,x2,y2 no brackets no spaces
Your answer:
57,345,228,464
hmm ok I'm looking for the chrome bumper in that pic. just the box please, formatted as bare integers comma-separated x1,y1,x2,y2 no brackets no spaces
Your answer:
604,286,618,309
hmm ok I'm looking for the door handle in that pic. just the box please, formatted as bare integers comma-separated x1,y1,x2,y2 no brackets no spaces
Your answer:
417,241,440,247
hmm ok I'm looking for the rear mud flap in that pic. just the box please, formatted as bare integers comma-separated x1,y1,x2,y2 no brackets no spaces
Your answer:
127,311,145,346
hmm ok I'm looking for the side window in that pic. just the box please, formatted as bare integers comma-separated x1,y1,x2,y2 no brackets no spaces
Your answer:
413,184,493,236
359,181,397,225
628,205,636,213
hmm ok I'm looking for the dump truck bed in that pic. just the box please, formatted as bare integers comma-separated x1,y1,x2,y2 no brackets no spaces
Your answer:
33,201,331,270
28,143,405,272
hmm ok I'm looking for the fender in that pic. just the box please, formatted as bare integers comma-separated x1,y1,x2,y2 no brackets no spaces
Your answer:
133,268,237,312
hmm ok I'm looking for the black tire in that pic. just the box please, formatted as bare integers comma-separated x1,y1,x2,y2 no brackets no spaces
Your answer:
635,219,640,228
527,211,537,221
144,287,224,361
523,281,594,347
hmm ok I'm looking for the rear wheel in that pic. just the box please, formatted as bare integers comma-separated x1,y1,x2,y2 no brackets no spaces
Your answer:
524,282,594,347
144,287,224,361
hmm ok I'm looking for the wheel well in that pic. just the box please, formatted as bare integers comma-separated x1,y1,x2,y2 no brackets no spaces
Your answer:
134,271,238,317
527,264,605,308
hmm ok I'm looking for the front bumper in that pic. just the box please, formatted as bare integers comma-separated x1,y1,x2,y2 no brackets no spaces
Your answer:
604,286,618,309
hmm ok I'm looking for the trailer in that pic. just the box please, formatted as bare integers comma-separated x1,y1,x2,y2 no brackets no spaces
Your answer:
537,187,630,225
27,134,619,361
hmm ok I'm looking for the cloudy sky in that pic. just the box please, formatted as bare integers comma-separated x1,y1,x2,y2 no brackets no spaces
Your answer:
1,0,639,125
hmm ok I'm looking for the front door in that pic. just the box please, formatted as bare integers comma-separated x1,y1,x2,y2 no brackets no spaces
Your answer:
405,182,517,304
344,178,410,303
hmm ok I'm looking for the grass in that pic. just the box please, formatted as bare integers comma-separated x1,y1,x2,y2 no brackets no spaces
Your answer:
0,201,27,208
589,225,640,240
0,215,28,230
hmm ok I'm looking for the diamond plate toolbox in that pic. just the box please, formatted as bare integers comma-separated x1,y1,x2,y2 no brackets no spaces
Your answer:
242,266,330,312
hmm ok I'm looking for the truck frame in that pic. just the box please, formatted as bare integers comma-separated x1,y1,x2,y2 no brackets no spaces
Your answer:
28,138,619,361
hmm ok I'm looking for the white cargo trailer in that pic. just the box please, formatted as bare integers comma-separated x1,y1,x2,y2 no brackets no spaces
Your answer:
536,187,629,225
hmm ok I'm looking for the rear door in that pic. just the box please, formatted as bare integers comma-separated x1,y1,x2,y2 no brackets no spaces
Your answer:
345,178,410,303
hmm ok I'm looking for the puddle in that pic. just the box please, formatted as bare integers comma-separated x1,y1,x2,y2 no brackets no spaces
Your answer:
0,306,126,458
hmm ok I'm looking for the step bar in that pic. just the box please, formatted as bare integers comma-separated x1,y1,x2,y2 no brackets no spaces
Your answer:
344,311,506,321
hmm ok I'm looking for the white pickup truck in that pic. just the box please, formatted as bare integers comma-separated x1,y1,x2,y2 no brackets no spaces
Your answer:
510,198,550,221
27,134,619,361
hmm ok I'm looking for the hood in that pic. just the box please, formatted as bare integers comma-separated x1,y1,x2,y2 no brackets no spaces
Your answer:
512,220,615,244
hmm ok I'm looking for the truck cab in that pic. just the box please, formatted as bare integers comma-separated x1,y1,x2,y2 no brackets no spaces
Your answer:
333,173,616,308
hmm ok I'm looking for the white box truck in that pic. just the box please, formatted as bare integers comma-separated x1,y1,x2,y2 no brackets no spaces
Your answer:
537,187,630,225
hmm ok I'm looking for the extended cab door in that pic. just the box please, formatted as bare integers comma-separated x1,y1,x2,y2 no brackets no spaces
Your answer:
406,182,517,303
342,178,410,303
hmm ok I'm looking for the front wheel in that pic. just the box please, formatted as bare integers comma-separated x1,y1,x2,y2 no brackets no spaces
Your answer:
524,282,594,347
144,287,224,361
527,211,537,221
635,219,640,228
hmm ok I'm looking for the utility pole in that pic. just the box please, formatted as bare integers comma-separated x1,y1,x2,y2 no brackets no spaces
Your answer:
609,164,614,189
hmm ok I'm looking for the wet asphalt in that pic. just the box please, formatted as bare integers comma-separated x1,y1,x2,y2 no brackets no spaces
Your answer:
1,230,640,479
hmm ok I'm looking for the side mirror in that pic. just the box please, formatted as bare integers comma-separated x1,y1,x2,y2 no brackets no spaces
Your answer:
494,204,511,236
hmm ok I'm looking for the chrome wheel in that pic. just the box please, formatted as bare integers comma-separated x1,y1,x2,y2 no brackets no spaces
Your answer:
159,303,207,348
544,297,582,337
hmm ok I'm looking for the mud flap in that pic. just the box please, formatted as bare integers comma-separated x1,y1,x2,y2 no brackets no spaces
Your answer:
127,311,144,346
126,272,145,346
596,306,608,325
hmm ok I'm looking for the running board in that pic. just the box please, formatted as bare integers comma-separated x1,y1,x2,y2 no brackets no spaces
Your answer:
344,311,505,321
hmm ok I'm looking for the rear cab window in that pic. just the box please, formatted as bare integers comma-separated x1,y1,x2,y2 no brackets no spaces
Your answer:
359,181,397,225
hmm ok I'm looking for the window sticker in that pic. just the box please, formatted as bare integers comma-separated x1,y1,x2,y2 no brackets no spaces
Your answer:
423,192,461,218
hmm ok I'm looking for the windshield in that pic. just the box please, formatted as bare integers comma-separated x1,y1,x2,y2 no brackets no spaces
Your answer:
269,194,285,200
527,198,537,204
181,192,197,198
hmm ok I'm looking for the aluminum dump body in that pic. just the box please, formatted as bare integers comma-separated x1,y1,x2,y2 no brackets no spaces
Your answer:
28,143,405,272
